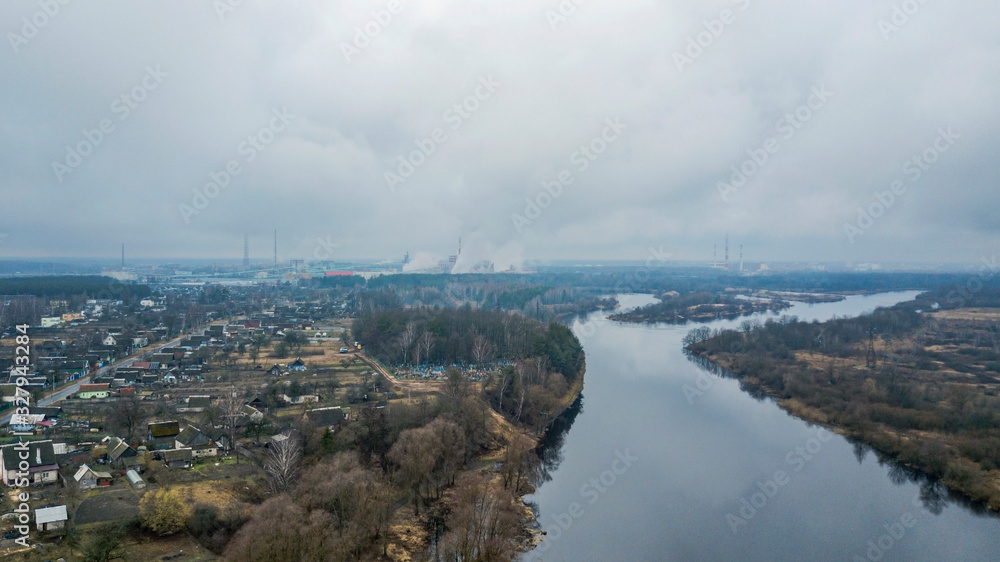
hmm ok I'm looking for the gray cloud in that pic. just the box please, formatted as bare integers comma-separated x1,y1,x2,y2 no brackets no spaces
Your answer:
1,0,998,264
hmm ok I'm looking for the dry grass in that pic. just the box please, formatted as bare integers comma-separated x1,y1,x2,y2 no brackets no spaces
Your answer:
931,308,1000,321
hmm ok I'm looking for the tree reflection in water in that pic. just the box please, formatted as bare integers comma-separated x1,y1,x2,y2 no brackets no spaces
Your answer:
533,394,584,487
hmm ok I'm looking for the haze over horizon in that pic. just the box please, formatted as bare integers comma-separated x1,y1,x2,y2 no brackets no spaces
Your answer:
2,1,998,268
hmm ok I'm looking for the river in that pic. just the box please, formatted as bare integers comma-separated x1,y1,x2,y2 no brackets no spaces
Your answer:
525,292,1000,561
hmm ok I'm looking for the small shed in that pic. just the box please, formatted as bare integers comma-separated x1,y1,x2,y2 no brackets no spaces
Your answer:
125,469,146,489
35,505,68,532
163,448,194,469
73,464,112,489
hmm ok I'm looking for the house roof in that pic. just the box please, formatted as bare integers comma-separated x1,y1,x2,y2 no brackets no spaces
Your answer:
148,421,180,438
1,441,56,469
175,426,208,447
35,505,68,524
290,358,305,366
305,406,345,426
79,383,109,393
73,464,93,482
107,438,135,461
163,448,193,462
187,396,211,408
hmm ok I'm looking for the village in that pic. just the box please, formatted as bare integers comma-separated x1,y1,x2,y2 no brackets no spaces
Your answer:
0,287,411,560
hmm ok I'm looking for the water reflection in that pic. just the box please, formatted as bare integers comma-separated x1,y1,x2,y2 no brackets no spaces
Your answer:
534,394,584,487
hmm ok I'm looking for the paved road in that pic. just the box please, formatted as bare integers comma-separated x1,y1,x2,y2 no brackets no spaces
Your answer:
2,333,191,426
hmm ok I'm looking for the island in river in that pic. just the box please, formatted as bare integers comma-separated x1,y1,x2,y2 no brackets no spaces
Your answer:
610,290,791,324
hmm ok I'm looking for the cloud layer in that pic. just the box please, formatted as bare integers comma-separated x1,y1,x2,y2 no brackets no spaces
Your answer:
1,0,998,265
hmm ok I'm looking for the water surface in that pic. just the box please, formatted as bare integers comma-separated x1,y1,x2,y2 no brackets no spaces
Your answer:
526,291,1000,561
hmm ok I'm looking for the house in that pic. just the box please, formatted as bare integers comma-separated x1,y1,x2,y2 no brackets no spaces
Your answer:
35,505,68,532
163,448,193,469
175,425,211,449
0,440,58,486
125,469,146,489
242,404,264,421
62,361,91,377
148,421,181,450
73,464,113,489
279,394,319,405
77,383,110,399
102,335,117,346
191,441,219,457
248,395,267,411
288,358,306,371
267,364,284,376
106,437,138,468
303,406,346,429
179,395,211,413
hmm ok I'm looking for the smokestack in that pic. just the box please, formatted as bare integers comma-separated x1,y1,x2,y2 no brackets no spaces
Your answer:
121,243,125,269
243,234,250,268
724,233,729,270
739,244,744,273
274,230,277,269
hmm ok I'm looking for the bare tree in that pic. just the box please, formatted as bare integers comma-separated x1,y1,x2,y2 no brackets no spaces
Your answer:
419,330,435,365
388,426,442,515
501,433,537,493
219,385,246,463
440,473,521,562
399,322,417,365
472,334,492,368
266,431,302,494
428,418,465,492
106,392,145,444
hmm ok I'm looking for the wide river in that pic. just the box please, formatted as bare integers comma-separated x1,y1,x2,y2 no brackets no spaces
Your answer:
525,292,1000,561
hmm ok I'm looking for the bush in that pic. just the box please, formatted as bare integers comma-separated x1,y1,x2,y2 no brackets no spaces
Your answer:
139,488,187,535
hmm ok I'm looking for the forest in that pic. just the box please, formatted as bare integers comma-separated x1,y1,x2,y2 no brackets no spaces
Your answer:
0,275,151,301
354,307,585,431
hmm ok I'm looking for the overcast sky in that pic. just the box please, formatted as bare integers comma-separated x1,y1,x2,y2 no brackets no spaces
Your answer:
1,0,997,268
